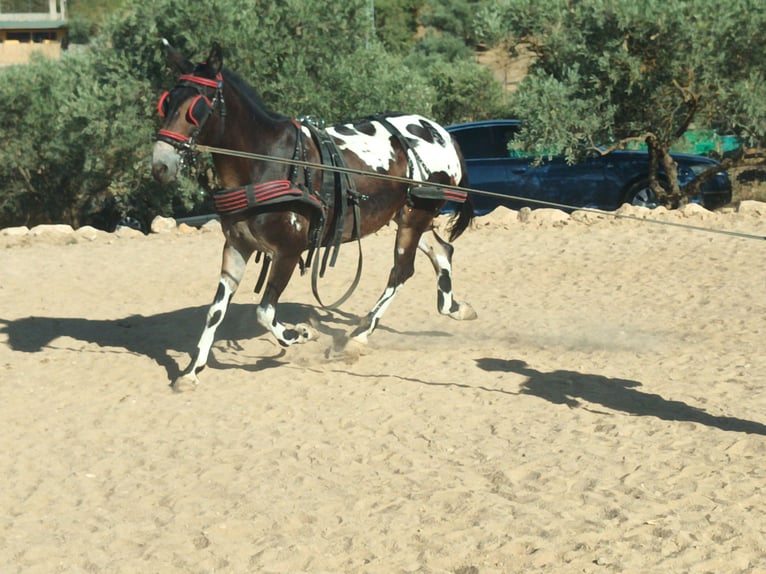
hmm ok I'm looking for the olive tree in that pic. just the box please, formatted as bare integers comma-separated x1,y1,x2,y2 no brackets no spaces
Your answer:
0,0,505,229
474,0,766,207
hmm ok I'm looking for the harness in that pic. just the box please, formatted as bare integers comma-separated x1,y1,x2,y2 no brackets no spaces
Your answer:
156,72,225,167
209,120,365,308
156,75,467,308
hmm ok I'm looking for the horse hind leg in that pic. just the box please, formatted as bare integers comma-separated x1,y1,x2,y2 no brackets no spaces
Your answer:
173,243,249,391
348,208,432,346
419,230,477,321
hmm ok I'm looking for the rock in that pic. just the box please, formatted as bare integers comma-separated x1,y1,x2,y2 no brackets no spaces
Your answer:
678,202,714,218
114,226,144,239
151,215,177,234
571,209,607,224
615,203,654,218
201,219,222,233
76,225,106,241
477,207,519,228
738,200,766,216
525,207,569,225
29,224,74,237
1,226,29,237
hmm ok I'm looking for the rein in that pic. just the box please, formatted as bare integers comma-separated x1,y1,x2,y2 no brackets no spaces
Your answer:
194,143,766,242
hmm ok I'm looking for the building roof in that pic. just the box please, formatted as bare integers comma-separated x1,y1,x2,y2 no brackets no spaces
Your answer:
0,20,67,30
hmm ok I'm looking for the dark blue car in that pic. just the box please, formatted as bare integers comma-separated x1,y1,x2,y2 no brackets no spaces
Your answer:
446,120,732,215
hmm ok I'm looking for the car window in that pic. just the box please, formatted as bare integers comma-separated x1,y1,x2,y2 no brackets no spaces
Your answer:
455,125,520,160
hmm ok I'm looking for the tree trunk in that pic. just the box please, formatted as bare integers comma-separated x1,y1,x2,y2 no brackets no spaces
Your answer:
646,133,682,208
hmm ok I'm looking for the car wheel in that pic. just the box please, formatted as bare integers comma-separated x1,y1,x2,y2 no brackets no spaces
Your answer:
623,180,660,208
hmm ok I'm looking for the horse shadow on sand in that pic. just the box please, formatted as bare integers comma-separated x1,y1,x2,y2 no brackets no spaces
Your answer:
476,358,766,436
0,302,376,382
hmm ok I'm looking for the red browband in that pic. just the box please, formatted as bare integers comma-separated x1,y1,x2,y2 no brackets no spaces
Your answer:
178,73,222,89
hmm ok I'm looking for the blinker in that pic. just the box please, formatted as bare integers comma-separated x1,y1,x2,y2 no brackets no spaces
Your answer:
187,94,213,126
157,91,170,118
157,91,212,127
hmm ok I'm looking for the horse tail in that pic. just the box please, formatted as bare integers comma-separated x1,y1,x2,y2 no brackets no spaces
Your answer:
446,153,474,242
447,193,474,242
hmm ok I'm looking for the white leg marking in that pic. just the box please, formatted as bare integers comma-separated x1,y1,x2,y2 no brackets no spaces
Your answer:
195,280,233,368
352,285,401,344
257,303,316,346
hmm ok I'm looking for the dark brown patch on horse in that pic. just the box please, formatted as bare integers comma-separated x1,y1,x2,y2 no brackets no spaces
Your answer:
356,121,377,136
334,125,357,136
406,120,446,146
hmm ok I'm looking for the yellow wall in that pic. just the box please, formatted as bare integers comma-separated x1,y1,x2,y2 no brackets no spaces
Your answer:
0,41,62,65
0,29,66,65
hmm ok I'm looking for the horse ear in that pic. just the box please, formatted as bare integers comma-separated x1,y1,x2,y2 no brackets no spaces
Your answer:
207,42,223,75
162,38,194,74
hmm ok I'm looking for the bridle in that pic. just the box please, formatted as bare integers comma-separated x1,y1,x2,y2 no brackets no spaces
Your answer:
156,71,226,166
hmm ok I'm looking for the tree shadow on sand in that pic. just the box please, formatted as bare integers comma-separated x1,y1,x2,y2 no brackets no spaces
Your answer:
476,357,766,436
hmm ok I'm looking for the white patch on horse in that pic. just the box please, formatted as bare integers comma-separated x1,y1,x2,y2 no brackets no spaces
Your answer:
383,115,463,183
288,212,303,231
327,115,462,183
327,125,394,172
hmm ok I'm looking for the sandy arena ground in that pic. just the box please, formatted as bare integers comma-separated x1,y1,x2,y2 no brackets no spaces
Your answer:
1,203,765,573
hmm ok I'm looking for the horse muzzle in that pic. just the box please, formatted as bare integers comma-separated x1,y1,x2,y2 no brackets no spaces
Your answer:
151,140,182,184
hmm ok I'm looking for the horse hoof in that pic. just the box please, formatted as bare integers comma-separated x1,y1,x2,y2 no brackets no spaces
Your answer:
342,338,369,364
171,373,199,392
295,323,319,342
450,301,477,321
324,337,367,364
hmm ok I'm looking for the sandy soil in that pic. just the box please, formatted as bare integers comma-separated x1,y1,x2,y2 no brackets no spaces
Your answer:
1,204,765,574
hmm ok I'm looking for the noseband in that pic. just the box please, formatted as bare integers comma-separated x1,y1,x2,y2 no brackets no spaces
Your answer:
156,72,226,164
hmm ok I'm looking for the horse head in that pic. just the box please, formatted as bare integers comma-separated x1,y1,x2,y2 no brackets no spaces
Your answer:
151,40,225,184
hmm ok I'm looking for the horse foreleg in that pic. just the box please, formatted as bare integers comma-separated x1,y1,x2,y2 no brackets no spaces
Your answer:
173,244,248,391
418,230,477,321
256,254,317,347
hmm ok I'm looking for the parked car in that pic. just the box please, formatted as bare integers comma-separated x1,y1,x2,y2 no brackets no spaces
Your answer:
445,120,733,215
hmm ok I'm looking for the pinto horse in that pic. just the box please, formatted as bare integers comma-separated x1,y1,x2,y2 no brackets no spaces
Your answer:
151,41,476,390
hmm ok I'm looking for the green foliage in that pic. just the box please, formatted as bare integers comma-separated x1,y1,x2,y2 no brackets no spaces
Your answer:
488,0,766,204
498,0,766,150
67,0,127,41
420,0,485,45
508,67,613,164
0,0,565,229
412,30,475,63
4,0,764,227
0,47,178,229
421,59,505,124
374,0,426,54
307,43,435,121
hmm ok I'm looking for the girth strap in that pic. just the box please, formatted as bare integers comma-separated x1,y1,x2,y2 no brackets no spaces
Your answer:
213,179,323,214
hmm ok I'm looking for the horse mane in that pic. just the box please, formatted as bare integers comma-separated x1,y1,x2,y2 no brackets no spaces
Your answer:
221,68,288,122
